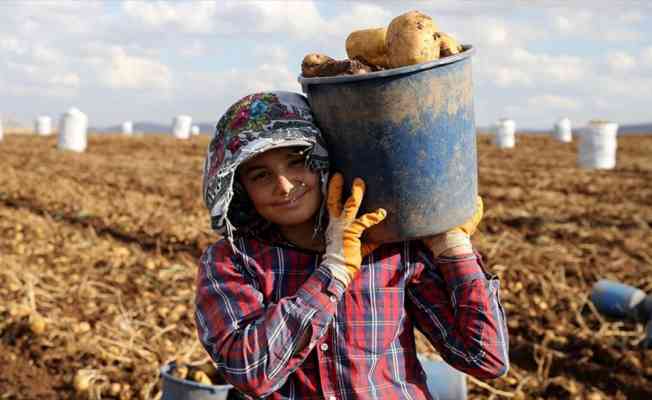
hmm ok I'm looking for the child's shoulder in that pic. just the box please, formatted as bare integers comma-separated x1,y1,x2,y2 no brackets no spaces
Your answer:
204,237,232,254
202,236,279,260
201,237,251,265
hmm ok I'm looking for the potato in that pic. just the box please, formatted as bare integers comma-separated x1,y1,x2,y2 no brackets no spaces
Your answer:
192,370,213,385
345,27,389,68
386,11,440,68
302,58,374,78
437,32,463,57
301,53,335,77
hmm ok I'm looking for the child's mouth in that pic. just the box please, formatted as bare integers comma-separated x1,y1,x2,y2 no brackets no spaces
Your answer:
276,186,309,207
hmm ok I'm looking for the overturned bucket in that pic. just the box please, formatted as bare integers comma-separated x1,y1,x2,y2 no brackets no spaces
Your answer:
299,46,478,243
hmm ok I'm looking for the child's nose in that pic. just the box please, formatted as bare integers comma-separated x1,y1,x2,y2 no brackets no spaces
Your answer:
276,175,295,195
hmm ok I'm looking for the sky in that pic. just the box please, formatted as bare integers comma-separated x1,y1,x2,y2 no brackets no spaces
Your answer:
1,0,651,130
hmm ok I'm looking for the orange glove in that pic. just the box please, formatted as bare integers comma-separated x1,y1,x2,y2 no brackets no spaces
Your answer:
323,173,387,286
422,196,483,257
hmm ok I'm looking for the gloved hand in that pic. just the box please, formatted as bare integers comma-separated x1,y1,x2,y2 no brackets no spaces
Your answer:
323,173,387,286
422,196,483,257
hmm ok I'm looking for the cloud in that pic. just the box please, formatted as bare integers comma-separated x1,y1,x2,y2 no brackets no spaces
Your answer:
5,59,79,94
178,40,205,57
3,1,105,36
120,0,329,39
618,11,644,23
492,66,533,87
1,1,651,128
483,47,586,88
49,73,80,88
97,47,172,90
254,45,290,65
606,51,637,72
32,44,65,64
194,62,299,100
326,3,392,34
528,95,581,110
552,11,593,35
642,46,652,67
548,6,645,42
0,35,27,55
122,1,218,33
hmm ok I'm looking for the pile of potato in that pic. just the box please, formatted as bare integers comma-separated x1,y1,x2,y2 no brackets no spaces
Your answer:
302,10,463,78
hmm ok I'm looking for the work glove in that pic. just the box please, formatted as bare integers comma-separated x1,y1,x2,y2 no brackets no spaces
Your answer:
422,196,483,257
323,173,387,287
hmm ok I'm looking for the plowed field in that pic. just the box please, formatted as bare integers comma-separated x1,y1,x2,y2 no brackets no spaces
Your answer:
1,133,651,399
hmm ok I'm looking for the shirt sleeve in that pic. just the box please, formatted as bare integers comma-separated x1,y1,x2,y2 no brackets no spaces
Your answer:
195,240,345,397
406,245,510,379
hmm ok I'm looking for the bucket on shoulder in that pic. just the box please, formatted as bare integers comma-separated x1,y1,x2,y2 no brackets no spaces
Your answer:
299,46,478,243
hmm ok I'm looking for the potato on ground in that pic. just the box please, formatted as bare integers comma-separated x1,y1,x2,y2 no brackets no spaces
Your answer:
386,10,441,68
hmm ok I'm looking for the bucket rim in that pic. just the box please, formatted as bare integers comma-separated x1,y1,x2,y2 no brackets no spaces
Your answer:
160,362,233,393
298,44,474,86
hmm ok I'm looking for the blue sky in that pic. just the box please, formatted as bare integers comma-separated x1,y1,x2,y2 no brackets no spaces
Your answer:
1,1,651,130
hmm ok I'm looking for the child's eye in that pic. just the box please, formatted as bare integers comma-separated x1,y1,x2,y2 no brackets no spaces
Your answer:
250,171,270,182
289,157,306,167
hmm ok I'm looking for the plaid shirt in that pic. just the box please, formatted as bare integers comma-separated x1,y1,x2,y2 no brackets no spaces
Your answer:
195,237,509,399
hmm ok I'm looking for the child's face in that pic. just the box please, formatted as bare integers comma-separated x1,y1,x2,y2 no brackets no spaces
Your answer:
238,147,322,228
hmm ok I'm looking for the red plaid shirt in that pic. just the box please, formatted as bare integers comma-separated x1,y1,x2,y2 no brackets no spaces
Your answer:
195,237,509,399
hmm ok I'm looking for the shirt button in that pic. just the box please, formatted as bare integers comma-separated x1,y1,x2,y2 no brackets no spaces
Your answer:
320,343,329,352
329,295,337,303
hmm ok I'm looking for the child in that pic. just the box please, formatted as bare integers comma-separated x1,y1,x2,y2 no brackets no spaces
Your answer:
196,91,509,399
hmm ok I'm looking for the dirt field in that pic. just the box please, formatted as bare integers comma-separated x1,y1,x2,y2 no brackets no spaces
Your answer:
1,133,650,399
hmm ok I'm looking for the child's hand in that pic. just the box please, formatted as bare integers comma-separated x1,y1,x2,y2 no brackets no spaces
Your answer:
422,196,483,257
323,173,386,286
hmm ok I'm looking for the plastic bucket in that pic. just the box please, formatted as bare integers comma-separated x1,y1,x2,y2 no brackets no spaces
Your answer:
578,120,618,169
122,121,134,135
36,116,53,136
172,115,192,140
299,46,478,243
58,107,88,152
590,279,646,320
418,356,467,400
160,362,234,400
554,117,572,143
493,118,515,149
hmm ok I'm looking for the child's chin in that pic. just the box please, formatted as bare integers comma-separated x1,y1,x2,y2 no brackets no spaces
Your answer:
269,207,318,227
277,212,315,227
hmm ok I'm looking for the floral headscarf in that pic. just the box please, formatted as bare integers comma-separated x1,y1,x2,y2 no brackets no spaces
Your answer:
202,91,329,242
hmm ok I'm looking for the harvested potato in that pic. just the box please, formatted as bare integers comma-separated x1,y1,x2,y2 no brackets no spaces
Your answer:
301,53,335,78
386,10,440,68
345,27,389,68
437,32,463,57
302,57,375,78
172,364,189,380
192,370,213,385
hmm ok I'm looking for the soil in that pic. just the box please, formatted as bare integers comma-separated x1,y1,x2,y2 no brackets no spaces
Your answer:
0,133,650,399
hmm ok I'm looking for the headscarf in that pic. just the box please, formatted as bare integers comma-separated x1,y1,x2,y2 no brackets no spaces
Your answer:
202,91,329,243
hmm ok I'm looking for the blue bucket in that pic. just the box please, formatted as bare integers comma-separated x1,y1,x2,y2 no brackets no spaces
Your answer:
299,47,477,243
160,362,234,400
590,279,647,320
